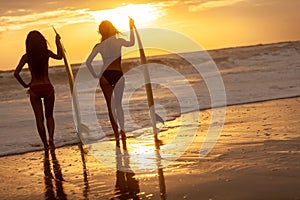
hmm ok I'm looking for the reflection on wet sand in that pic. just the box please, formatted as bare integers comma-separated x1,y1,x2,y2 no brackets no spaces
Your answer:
78,142,90,200
112,148,140,199
110,138,167,200
42,141,167,199
155,149,166,200
43,149,67,200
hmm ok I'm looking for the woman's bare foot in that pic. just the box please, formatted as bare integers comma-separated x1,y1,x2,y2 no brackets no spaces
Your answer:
122,139,127,150
116,139,120,148
120,131,127,150
44,144,49,152
49,139,55,149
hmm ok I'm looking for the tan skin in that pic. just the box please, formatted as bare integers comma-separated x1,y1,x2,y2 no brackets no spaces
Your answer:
100,70,125,148
86,18,135,150
14,34,62,150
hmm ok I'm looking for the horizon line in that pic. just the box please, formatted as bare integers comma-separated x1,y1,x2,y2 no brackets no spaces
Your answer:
1,39,299,72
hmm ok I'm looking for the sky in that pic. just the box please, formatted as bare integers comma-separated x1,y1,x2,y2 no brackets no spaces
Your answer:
0,0,299,70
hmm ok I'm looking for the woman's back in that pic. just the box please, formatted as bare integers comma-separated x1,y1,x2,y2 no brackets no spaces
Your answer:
27,52,51,86
25,31,52,86
95,37,124,71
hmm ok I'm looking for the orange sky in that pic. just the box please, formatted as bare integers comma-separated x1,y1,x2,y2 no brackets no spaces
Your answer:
0,0,299,70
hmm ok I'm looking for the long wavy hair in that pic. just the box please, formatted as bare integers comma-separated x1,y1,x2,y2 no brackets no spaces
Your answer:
98,20,121,42
26,30,48,76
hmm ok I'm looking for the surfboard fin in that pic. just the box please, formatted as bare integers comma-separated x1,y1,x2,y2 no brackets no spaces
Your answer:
155,113,165,124
79,123,90,134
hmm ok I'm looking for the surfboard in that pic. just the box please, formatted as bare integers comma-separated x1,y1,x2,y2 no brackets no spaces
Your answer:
52,26,89,136
133,24,162,148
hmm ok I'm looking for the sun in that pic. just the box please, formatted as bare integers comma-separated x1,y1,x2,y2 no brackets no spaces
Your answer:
89,4,164,31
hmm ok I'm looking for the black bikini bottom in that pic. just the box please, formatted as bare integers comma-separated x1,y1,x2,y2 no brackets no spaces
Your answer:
102,70,123,86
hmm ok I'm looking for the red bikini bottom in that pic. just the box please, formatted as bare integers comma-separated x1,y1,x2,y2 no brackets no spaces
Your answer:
29,84,54,98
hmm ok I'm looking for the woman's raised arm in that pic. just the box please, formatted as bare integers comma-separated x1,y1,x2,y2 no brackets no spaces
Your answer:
49,34,63,60
121,17,135,47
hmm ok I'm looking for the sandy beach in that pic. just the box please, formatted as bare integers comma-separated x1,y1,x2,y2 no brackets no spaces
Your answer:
0,97,299,200
1,41,300,199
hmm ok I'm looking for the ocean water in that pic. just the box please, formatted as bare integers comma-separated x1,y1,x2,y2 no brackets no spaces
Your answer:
0,41,299,156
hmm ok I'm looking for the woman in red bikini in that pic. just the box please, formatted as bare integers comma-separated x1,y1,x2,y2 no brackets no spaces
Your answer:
14,30,62,150
86,18,135,150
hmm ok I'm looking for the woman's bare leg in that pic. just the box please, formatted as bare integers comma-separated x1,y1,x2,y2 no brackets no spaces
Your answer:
114,77,127,150
100,77,120,147
30,93,48,150
44,90,55,148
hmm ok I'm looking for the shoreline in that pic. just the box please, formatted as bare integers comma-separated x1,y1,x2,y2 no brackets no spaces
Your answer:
0,95,299,158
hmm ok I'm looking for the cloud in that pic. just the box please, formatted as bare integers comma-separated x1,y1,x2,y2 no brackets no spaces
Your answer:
0,9,95,32
0,2,171,32
0,0,61,15
89,3,167,29
0,0,109,30
186,0,245,12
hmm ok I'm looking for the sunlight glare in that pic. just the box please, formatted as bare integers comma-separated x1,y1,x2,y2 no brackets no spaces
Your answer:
89,4,164,30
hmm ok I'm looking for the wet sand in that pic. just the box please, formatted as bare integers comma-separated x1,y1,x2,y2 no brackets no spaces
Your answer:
0,97,299,200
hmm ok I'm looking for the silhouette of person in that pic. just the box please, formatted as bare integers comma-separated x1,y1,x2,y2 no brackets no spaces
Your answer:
86,18,135,150
14,30,62,150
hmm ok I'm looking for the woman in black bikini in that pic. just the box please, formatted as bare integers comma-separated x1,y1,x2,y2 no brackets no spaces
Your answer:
86,18,135,150
14,30,62,150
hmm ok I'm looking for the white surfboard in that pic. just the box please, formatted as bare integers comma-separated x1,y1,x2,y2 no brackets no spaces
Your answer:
52,26,89,136
133,25,163,148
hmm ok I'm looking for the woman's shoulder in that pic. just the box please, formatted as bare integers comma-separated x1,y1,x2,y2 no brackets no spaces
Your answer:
106,37,125,44
115,37,132,46
92,43,103,51
116,37,126,43
20,54,28,62
93,43,101,48
47,49,55,56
